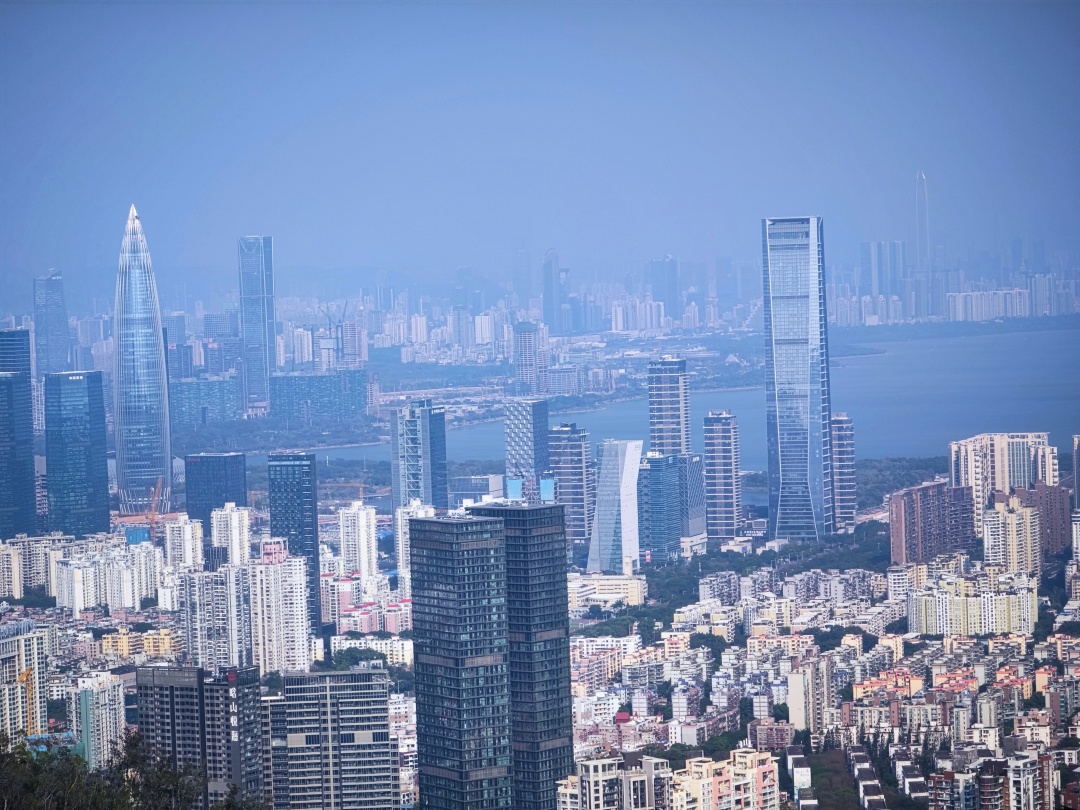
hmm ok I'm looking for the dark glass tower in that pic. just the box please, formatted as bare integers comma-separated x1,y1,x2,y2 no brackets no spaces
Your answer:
44,371,109,537
114,206,172,514
238,236,275,408
268,452,320,633
548,422,594,559
0,370,35,539
467,503,573,810
33,271,71,376
185,453,248,529
762,216,834,540
0,328,33,376
390,399,448,511
645,256,681,322
411,515,512,810
637,453,683,565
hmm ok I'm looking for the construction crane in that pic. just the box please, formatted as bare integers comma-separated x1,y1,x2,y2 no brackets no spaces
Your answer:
17,667,37,737
320,300,350,367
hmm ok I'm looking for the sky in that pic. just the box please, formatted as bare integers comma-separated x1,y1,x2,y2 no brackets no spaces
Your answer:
1,2,1077,310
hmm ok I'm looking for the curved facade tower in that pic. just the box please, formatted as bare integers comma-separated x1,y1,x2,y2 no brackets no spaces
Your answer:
114,205,172,514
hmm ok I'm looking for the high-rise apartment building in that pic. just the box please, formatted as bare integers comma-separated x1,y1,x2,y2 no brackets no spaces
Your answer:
645,256,681,321
762,216,834,541
949,432,1058,535
250,541,311,675
69,672,125,771
113,206,172,514
262,665,400,809
549,423,595,558
888,480,975,564
467,504,574,810
1073,434,1079,509
163,513,205,570
1016,483,1072,558
179,565,253,671
0,621,48,740
411,515,513,810
0,329,35,540
390,399,448,511
33,271,70,377
44,371,109,538
268,452,321,634
184,452,247,531
136,665,263,808
211,501,252,567
238,236,276,408
704,410,741,542
647,355,690,456
393,499,434,601
505,398,550,501
787,656,833,734
587,440,643,575
338,500,378,597
512,321,547,395
830,413,856,533
984,494,1041,578
636,453,683,565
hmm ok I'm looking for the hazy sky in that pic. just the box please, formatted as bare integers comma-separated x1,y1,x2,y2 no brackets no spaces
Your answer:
1,2,1077,309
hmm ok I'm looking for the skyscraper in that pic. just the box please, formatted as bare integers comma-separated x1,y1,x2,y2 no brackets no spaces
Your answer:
587,439,643,574
983,494,1041,578
113,206,172,515
338,500,379,597
830,413,856,534
69,672,125,771
636,453,683,565
505,398,550,501
178,565,253,671
211,501,253,566
858,241,907,299
541,249,565,333
645,256,681,322
466,503,574,810
184,452,248,530
888,480,976,565
703,410,741,542
249,542,311,676
163,513,205,570
512,322,546,396
238,236,276,408
390,399,448,511
762,216,834,541
0,328,33,377
548,423,595,559
0,330,35,538
915,170,931,275
393,499,434,600
412,515,513,810
44,371,109,537
268,452,321,634
647,355,690,456
33,271,70,377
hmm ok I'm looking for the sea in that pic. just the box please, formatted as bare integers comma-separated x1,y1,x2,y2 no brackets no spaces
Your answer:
255,327,1080,472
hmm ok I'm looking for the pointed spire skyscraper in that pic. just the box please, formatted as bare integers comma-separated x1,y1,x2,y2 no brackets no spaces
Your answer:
114,205,172,514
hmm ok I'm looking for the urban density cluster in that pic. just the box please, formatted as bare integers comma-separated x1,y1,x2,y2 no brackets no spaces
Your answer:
0,204,1078,810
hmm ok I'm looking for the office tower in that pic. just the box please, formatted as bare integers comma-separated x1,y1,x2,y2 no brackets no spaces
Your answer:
338,500,378,597
250,542,311,675
983,494,1041,578
916,171,931,275
184,452,247,530
859,241,907,299
888,481,976,564
587,439,643,574
762,216,834,541
505,398,550,501
0,327,33,377
238,236,276,408
704,410,741,542
69,672,125,770
541,249,565,333
637,453,682,565
390,400,448,511
0,621,48,740
679,453,706,539
162,310,186,346
645,255,681,322
412,515,513,810
464,503,574,810
264,665,399,809
949,432,1059,536
1074,435,1079,510
136,666,263,808
33,271,70,376
179,565,253,671
114,206,172,515
512,321,547,395
0,372,34,540
43,371,109,538
268,452,321,634
211,502,252,566
1016,483,1072,557
647,355,690,456
549,423,595,558
393,499,434,600
830,413,856,534
163,513,205,570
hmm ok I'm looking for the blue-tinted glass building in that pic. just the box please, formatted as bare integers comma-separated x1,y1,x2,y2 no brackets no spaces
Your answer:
238,236,275,408
390,399,448,511
45,371,109,537
637,453,683,565
268,452,320,634
762,216,835,540
0,369,35,539
33,271,71,377
113,206,172,514
185,452,247,530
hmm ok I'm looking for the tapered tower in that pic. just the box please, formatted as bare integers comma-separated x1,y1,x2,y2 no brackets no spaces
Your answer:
114,206,172,514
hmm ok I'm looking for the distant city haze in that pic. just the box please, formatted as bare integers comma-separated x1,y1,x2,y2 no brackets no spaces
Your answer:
1,3,1078,307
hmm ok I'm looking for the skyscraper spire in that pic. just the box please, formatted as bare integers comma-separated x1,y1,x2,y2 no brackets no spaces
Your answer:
114,205,172,515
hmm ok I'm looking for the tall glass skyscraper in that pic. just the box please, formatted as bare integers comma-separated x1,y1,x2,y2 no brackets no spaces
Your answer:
268,452,321,634
33,271,71,377
238,236,275,408
647,355,690,457
45,371,109,537
762,216,834,541
114,206,172,515
830,413,856,534
548,423,594,559
0,370,35,539
704,410,742,542
587,439,643,574
184,452,248,529
390,399,448,511
505,398,549,501
637,452,683,565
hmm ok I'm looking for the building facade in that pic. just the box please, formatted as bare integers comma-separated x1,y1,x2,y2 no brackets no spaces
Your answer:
704,410,741,542
549,422,595,560
830,413,856,533
393,499,435,601
588,440,643,575
637,453,683,565
647,355,690,457
238,236,276,408
33,270,70,377
184,452,248,531
390,399,448,511
268,452,321,634
888,480,975,564
505,398,550,502
0,367,36,539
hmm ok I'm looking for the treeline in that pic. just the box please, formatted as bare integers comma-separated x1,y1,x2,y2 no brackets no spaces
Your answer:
856,457,950,510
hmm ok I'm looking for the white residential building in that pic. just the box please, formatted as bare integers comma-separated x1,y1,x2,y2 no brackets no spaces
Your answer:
178,565,252,671
211,502,252,566
162,514,204,570
69,672,126,770
395,500,435,600
250,542,311,675
338,500,379,599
